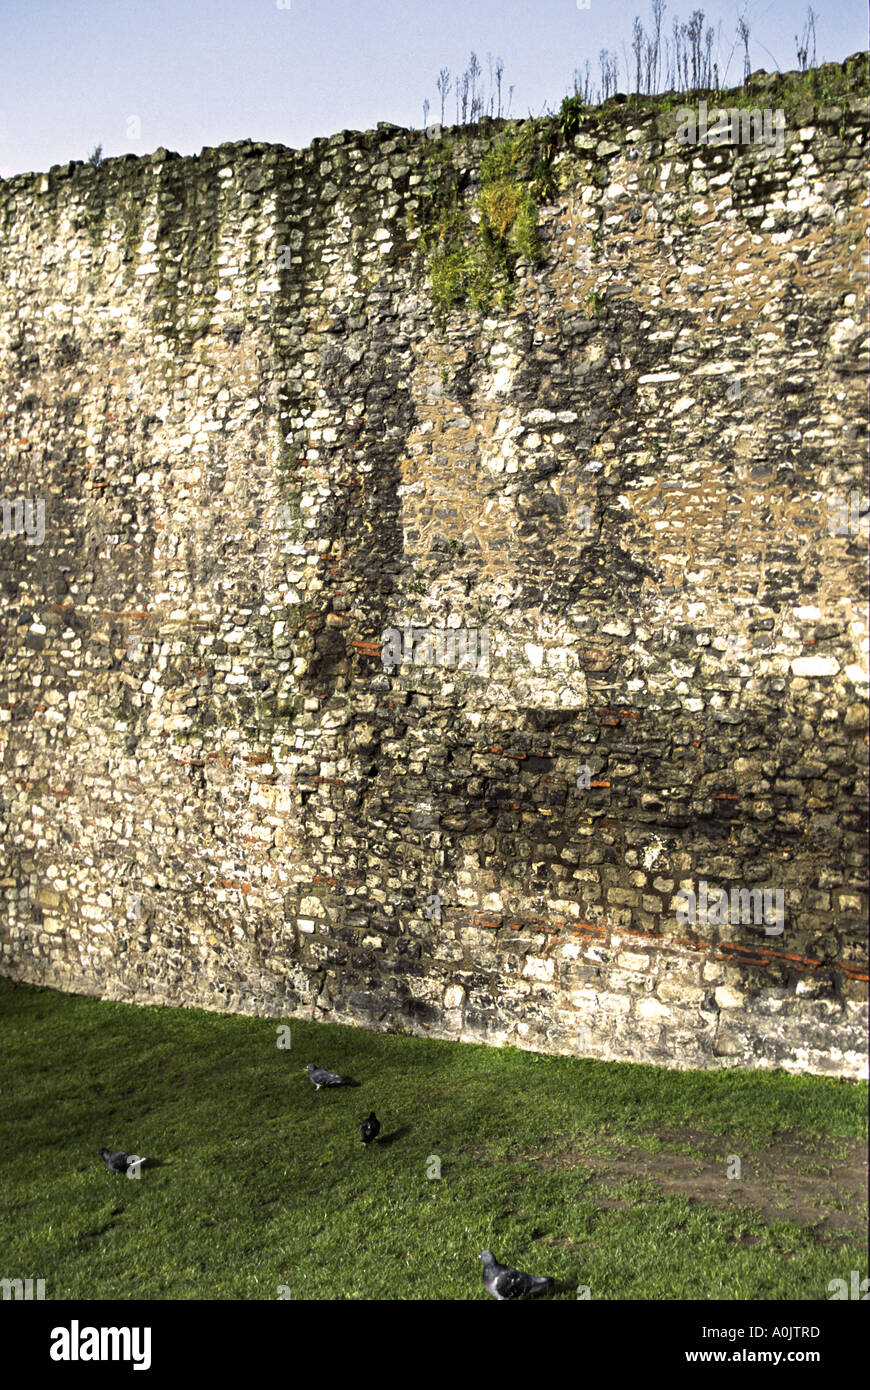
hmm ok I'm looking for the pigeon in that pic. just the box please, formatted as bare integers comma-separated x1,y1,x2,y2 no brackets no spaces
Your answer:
360,1112,380,1146
306,1062,350,1089
478,1250,555,1300
97,1147,146,1175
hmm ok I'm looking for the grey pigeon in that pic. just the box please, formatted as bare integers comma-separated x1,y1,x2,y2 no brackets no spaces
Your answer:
360,1112,380,1146
306,1062,350,1089
97,1147,146,1175
478,1250,554,1300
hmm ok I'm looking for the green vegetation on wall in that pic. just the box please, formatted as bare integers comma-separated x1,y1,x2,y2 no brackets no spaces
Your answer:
417,124,556,318
414,50,869,321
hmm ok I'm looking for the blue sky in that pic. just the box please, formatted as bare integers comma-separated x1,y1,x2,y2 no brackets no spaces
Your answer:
0,0,866,177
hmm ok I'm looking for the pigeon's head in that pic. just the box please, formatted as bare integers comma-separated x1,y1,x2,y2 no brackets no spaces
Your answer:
306,1063,316,1072
479,1250,496,1265
97,1147,108,1157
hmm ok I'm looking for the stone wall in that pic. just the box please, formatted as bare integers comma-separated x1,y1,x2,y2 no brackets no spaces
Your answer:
1,58,867,1076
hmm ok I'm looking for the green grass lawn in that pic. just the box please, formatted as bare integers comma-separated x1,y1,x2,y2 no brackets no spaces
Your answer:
0,977,866,1300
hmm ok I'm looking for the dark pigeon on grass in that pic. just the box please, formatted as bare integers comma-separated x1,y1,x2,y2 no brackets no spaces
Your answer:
478,1250,554,1300
360,1112,380,1146
306,1062,350,1090
97,1147,146,1175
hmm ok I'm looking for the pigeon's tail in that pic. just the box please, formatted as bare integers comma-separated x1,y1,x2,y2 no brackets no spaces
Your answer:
529,1274,554,1293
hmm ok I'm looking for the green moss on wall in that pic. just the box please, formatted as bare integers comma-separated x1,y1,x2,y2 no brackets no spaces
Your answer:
416,124,556,318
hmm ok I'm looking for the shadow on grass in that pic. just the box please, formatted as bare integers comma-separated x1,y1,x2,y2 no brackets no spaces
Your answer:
374,1126,410,1148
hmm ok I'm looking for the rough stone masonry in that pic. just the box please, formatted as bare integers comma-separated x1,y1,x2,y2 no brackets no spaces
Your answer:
0,57,867,1077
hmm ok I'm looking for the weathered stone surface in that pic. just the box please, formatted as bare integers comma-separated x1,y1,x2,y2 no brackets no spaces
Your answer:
0,59,867,1077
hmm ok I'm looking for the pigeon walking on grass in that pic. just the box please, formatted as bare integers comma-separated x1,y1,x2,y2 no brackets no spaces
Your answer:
306,1062,350,1089
360,1112,380,1146
97,1147,146,1175
478,1250,554,1300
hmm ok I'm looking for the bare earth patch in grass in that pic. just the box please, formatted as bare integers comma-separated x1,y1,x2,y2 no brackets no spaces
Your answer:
486,1127,867,1241
584,1134,862,1240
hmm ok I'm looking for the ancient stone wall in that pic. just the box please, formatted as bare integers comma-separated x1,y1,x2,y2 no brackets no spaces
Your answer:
1,59,867,1076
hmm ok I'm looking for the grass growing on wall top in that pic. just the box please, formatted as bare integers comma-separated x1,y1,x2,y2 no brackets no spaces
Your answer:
0,977,865,1300
556,51,870,132
417,51,868,322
